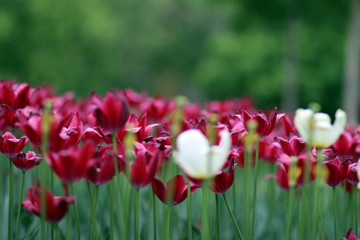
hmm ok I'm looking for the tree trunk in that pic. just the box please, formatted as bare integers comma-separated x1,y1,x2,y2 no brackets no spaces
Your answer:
343,0,360,123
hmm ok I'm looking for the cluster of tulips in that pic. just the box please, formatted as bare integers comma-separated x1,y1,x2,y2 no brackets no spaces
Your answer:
1,79,360,240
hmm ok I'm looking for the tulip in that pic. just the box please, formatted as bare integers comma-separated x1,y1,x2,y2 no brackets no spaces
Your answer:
210,162,236,194
151,175,197,206
341,228,359,240
239,107,284,138
47,141,96,183
174,129,231,180
274,132,306,157
12,151,41,171
323,158,349,187
22,184,75,222
126,146,162,188
92,91,129,132
294,108,347,148
0,132,28,158
85,151,117,185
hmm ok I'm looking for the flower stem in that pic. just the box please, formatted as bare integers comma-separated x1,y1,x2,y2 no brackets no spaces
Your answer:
251,139,260,240
187,179,192,240
285,185,295,240
223,193,244,240
112,134,126,239
109,180,114,240
215,194,220,240
311,148,323,239
166,206,172,240
152,190,157,240
134,187,140,240
333,187,337,240
8,159,14,240
15,171,25,240
355,188,358,235
94,186,99,240
201,187,209,240
69,184,80,240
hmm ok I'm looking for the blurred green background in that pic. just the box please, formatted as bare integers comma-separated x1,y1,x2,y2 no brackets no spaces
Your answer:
0,0,358,117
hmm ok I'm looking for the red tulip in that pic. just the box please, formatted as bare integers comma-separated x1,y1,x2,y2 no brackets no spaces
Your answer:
85,151,116,185
22,184,75,222
323,157,349,187
126,144,163,188
47,141,96,183
140,97,175,121
274,132,306,157
152,175,197,205
0,81,30,110
210,162,236,194
347,162,359,184
12,151,41,171
0,132,28,158
341,228,360,240
272,154,316,189
117,113,159,142
325,131,360,161
92,91,129,132
239,107,285,138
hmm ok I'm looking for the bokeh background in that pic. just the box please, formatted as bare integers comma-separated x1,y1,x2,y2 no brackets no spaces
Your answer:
1,0,359,119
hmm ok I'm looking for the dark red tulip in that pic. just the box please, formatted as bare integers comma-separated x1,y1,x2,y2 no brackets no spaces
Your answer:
239,107,285,138
0,132,28,158
323,158,349,187
210,162,236,194
117,113,159,142
85,151,116,185
12,151,41,171
22,184,75,222
341,228,360,240
47,141,96,183
274,132,306,157
120,89,147,109
17,110,72,151
325,131,360,161
126,144,163,188
347,162,359,184
272,154,316,189
92,91,129,132
152,175,197,205
140,97,175,121
0,81,30,110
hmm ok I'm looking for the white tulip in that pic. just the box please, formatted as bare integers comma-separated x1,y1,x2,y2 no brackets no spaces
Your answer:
294,108,347,148
173,129,231,179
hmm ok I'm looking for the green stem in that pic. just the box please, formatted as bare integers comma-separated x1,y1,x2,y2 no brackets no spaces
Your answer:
152,190,157,240
285,185,295,240
87,183,94,240
333,187,337,240
8,159,14,240
69,184,80,240
187,179,192,240
112,134,126,240
109,181,114,240
15,171,25,240
94,186,99,240
355,188,358,235
311,148,323,239
223,193,244,240
134,188,140,240
166,206,172,240
50,171,54,240
215,194,220,240
251,139,260,240
66,204,72,240
201,187,209,240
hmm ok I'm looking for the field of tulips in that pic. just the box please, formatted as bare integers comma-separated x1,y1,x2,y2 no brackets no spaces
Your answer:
1,79,360,240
